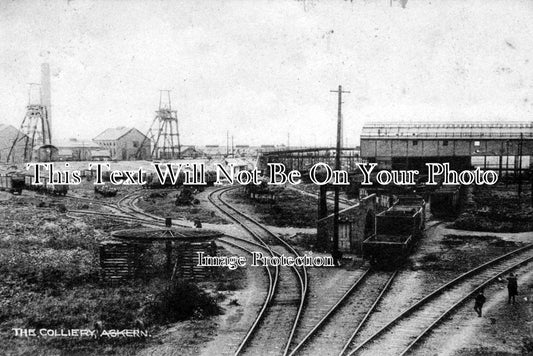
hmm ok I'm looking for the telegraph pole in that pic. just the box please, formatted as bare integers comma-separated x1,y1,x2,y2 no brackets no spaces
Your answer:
330,85,350,265
518,133,523,200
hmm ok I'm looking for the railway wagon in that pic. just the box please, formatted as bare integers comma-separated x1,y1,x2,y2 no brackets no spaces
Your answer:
144,172,182,189
429,186,460,217
396,195,426,229
43,177,69,196
38,177,69,196
25,174,47,193
363,234,413,267
23,174,69,195
144,170,218,189
363,199,424,267
95,185,118,197
0,174,25,194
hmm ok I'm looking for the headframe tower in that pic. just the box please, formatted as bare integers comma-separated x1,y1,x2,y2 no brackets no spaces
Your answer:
8,63,52,162
138,90,181,160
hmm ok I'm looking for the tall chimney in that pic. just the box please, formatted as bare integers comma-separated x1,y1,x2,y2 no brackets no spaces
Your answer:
41,63,52,144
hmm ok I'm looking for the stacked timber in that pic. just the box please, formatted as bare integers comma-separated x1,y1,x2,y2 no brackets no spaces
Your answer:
99,240,139,283
177,242,213,281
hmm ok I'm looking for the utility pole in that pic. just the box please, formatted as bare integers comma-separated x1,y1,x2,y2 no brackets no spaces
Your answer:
505,140,510,187
330,85,350,266
518,133,523,200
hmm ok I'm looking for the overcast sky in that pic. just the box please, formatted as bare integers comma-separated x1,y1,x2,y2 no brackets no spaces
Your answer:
1,0,532,147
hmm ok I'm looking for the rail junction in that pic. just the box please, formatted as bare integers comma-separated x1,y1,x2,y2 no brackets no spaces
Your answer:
60,185,533,356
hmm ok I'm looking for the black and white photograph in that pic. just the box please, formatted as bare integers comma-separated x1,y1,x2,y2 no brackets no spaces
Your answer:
1,0,532,355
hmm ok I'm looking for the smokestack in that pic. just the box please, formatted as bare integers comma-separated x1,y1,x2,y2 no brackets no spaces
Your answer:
41,63,52,144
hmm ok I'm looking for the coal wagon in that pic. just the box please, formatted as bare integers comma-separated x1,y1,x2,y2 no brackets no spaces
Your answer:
0,173,25,194
363,195,425,267
23,174,68,196
95,185,118,197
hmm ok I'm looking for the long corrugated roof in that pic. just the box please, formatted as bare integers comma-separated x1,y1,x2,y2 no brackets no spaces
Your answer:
361,121,533,139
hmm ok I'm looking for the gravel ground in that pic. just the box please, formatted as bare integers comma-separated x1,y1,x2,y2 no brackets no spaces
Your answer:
136,188,230,224
343,215,530,354
289,261,367,349
202,194,533,356
4,185,527,355
137,242,268,356
135,192,533,356
413,266,533,356
200,244,270,356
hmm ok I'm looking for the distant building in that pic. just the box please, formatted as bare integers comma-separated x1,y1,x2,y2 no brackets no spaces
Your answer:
181,146,203,159
224,157,254,172
93,127,150,161
0,124,27,163
201,145,226,159
234,145,259,157
258,145,280,154
54,138,101,161
360,121,533,171
91,149,111,161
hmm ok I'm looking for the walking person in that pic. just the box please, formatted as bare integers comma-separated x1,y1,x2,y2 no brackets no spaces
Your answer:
474,289,486,317
507,272,518,304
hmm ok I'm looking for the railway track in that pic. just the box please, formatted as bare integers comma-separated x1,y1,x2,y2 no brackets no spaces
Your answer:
116,191,167,221
288,269,397,356
65,192,134,216
344,244,533,356
208,186,308,356
285,219,442,356
68,190,172,223
213,236,276,356
64,187,533,356
66,209,171,227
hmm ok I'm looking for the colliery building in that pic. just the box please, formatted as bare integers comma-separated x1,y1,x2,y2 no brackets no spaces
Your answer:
93,127,151,161
360,122,533,172
54,138,109,161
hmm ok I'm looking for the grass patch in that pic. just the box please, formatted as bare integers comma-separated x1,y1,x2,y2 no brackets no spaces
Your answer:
226,188,329,228
414,235,525,271
146,282,221,324
451,184,533,232
136,188,229,224
0,197,233,355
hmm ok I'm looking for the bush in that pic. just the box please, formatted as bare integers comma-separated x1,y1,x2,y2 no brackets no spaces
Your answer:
146,281,220,324
0,248,99,289
522,337,533,353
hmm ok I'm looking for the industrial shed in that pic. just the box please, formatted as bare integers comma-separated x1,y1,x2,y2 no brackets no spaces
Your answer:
93,127,151,161
360,121,533,171
54,138,101,161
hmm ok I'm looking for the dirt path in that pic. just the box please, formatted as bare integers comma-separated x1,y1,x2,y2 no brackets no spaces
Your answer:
415,266,533,355
445,226,533,243
200,243,270,356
